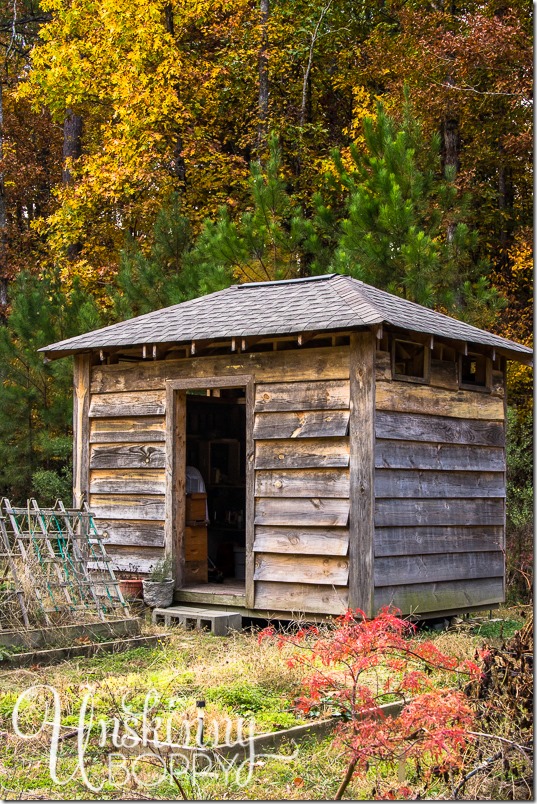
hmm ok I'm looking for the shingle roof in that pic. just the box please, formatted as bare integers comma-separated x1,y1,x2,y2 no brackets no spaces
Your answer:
40,274,533,362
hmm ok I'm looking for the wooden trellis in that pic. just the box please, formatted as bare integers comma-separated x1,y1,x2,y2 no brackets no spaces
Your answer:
0,498,129,630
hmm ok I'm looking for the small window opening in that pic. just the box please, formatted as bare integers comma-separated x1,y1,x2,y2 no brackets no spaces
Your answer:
392,339,427,381
460,353,488,388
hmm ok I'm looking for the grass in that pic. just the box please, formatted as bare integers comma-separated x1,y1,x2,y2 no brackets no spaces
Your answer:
0,606,527,800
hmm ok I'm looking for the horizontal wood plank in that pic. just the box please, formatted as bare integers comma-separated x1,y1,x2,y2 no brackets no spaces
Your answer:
253,526,349,556
255,497,349,527
253,410,350,440
375,551,504,587
374,469,505,499
374,577,504,615
90,443,166,469
255,438,350,470
254,581,348,615
254,553,349,585
91,346,350,394
255,380,349,412
375,412,504,447
95,520,165,548
90,469,166,496
255,468,350,498
374,526,503,556
375,498,504,527
89,494,165,521
376,380,504,420
92,547,164,575
89,390,166,418
375,441,505,472
89,417,166,444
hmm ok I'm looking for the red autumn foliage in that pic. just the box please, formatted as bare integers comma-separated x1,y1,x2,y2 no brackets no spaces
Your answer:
260,607,482,799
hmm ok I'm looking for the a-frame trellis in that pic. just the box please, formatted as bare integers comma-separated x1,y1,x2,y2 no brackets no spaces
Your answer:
0,499,129,630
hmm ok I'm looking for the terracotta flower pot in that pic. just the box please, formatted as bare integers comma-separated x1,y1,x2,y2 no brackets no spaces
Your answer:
119,579,144,600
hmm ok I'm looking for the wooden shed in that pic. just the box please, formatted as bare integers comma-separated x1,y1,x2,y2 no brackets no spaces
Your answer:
41,274,532,619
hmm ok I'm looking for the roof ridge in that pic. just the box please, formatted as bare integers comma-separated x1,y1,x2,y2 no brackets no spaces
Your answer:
329,274,385,324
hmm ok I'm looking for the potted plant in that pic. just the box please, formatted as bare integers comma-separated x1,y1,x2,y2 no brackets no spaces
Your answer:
142,557,174,608
117,566,144,600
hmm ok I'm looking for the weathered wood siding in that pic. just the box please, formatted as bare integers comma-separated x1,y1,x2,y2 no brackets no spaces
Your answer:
373,351,506,615
87,387,167,572
252,375,351,614
87,346,352,608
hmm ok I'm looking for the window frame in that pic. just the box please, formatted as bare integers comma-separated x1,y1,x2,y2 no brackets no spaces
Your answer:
391,337,431,384
458,351,492,392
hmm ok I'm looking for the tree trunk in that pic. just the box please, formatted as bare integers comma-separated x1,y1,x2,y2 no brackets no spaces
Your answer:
164,3,187,188
62,109,83,261
498,147,513,257
62,109,82,186
258,0,269,149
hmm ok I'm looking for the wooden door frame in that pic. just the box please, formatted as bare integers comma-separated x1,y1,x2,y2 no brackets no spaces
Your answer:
165,375,254,599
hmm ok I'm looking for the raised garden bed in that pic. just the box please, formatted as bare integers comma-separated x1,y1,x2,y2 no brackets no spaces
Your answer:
0,632,170,668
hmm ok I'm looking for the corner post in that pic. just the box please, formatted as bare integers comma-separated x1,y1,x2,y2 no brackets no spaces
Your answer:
73,353,91,508
348,331,375,616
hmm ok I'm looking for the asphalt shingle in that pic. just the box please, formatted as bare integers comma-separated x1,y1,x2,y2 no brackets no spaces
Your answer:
40,274,532,362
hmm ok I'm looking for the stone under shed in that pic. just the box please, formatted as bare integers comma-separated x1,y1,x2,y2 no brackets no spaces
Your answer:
41,274,532,620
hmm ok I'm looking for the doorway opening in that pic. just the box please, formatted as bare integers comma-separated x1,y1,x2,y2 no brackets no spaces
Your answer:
184,386,246,590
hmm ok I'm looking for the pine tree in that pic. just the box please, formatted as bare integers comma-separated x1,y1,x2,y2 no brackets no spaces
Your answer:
191,135,318,283
113,193,231,320
0,269,101,503
332,98,503,325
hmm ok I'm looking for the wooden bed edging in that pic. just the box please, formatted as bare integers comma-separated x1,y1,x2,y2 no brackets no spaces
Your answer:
137,699,405,761
0,617,141,650
0,633,169,668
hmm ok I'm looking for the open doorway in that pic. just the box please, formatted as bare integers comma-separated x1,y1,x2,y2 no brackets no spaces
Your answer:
184,386,246,588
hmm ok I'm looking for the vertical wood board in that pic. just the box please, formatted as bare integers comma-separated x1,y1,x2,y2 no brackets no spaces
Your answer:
348,332,375,615
73,354,91,507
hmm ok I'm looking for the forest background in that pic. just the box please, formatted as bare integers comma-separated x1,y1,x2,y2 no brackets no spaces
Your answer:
0,0,532,599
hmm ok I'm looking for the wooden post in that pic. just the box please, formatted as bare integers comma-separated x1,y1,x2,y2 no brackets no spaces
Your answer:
73,354,91,508
165,386,186,590
348,332,375,616
245,378,255,609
